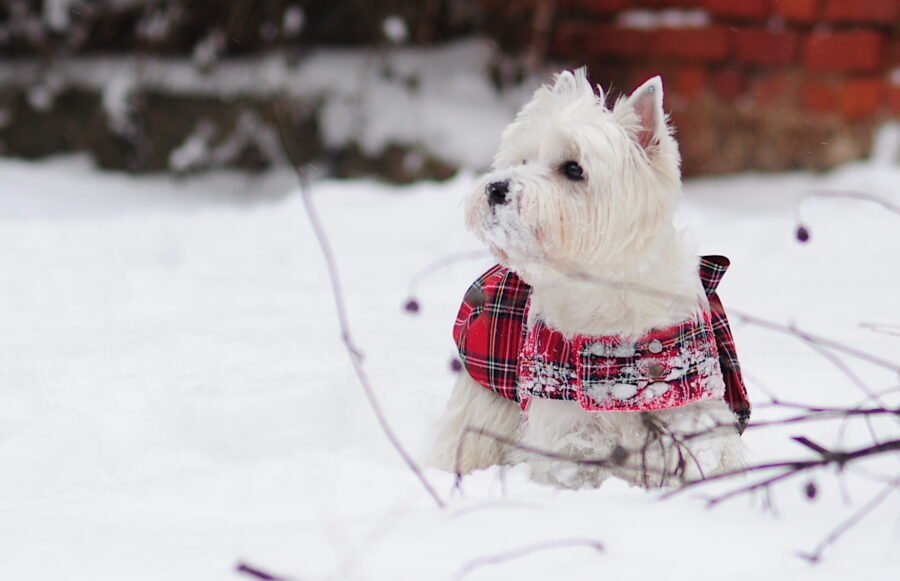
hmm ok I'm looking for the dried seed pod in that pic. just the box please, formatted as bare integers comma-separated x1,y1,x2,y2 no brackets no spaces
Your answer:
804,480,817,500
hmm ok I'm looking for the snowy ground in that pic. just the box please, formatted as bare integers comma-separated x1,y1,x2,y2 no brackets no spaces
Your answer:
0,153,898,580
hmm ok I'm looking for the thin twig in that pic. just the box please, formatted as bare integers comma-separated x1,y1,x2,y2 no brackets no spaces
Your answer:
788,321,884,406
705,470,799,507
665,439,900,501
453,538,604,580
235,562,293,581
728,310,900,373
797,474,900,563
743,407,899,430
545,258,900,373
793,190,900,228
276,104,445,509
453,425,678,493
407,250,490,300
860,322,900,338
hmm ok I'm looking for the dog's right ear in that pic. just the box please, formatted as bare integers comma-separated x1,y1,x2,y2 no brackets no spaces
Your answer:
552,68,593,97
552,70,579,95
621,76,668,150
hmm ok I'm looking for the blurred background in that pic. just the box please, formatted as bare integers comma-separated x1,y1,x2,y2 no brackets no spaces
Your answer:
0,0,897,183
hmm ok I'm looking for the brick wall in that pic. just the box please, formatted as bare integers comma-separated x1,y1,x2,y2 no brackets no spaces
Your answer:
485,0,899,174
0,1,896,178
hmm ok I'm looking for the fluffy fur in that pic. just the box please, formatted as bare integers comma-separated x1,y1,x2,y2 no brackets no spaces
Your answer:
428,69,744,488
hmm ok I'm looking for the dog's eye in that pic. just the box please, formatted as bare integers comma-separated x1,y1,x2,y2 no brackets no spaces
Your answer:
561,161,584,181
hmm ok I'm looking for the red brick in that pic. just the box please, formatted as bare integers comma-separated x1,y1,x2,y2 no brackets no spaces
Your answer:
652,25,731,62
803,30,886,72
823,0,899,24
549,22,586,58
583,25,652,59
587,65,629,94
735,29,799,64
838,77,884,118
557,0,630,15
706,0,772,20
801,78,839,112
714,68,745,99
629,66,667,92
673,67,709,101
631,1,706,6
749,72,793,103
478,0,539,10
773,0,822,23
888,84,900,114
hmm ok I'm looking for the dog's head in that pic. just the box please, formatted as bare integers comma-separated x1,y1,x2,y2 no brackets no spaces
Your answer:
466,69,681,283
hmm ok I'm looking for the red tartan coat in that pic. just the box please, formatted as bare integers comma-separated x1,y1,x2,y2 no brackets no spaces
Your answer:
453,256,751,430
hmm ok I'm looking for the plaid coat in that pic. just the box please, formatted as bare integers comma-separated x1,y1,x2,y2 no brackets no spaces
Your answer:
453,256,751,430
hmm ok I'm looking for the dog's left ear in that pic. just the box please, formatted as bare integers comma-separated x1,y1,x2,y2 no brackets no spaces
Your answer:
622,76,667,150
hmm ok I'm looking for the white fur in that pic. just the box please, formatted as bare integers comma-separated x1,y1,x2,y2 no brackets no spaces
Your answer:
426,373,521,474
428,69,744,488
517,398,744,489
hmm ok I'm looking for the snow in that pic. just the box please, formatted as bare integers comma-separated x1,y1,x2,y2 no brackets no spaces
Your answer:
193,30,226,70
137,5,179,43
0,143,898,580
869,122,899,167
282,6,305,38
383,15,409,44
616,9,710,29
610,383,638,400
42,0,75,32
168,111,283,173
102,73,137,135
169,121,216,172
0,40,532,170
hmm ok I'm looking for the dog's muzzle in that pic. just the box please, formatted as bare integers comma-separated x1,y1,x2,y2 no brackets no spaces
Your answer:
486,180,510,206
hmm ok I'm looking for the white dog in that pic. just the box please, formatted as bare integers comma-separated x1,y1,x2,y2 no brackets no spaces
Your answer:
428,69,747,488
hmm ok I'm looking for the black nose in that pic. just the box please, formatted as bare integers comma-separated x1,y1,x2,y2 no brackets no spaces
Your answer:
487,180,510,206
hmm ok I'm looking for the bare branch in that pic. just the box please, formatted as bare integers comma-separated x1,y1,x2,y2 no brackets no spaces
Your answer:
452,423,711,494
797,474,900,563
454,538,604,580
538,257,900,374
665,438,900,502
275,103,446,509
794,190,900,225
860,322,900,338
791,436,831,456
235,562,294,581
405,249,490,308
788,321,885,406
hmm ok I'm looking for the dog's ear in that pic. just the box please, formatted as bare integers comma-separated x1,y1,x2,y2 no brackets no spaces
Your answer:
552,69,583,96
622,76,667,150
552,70,578,95
552,68,594,97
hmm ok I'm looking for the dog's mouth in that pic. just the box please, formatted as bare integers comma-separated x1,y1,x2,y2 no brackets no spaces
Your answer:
480,215,545,270
469,177,548,268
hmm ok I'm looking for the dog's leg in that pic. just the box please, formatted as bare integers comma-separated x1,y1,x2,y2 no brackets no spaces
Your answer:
517,399,745,489
427,373,522,475
655,399,747,482
622,399,746,487
514,399,619,489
